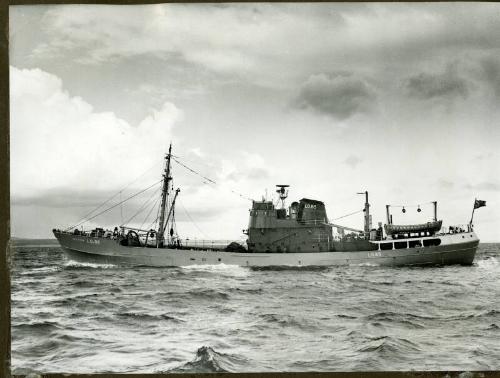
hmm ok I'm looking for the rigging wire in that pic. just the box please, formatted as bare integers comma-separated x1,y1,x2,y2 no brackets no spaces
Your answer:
146,215,160,232
172,157,216,184
121,184,162,227
170,153,218,170
68,179,163,231
177,198,212,239
171,157,252,201
388,201,434,208
332,209,364,221
140,195,161,231
65,160,163,231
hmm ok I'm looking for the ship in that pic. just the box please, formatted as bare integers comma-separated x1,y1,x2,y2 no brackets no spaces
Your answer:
53,144,484,267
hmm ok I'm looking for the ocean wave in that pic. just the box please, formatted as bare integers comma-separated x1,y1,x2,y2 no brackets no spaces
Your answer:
258,313,318,331
348,262,380,267
365,311,428,328
228,287,263,294
187,288,230,300
116,311,183,322
251,265,331,272
20,265,62,275
14,320,61,334
356,335,421,355
333,314,358,319
181,263,250,277
168,346,247,373
63,261,118,269
476,256,499,270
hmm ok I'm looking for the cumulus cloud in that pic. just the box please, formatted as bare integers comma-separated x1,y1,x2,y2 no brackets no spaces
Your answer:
436,178,454,189
344,155,362,169
406,64,469,100
218,151,270,182
293,73,377,120
480,57,500,98
10,66,182,198
464,181,500,191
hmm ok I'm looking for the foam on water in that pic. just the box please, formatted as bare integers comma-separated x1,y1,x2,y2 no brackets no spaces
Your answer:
476,256,499,270
349,262,380,267
181,263,250,277
20,265,62,275
63,260,118,269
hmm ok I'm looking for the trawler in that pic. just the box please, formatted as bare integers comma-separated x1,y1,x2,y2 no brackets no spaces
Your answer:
53,145,484,267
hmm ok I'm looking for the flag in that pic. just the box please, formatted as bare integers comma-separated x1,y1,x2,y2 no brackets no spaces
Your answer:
474,199,486,209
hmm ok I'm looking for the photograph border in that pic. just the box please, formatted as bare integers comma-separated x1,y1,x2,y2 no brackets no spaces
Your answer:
2,1,500,377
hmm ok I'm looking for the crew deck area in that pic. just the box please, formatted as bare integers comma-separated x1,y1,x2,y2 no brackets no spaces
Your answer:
372,225,477,251
52,228,244,252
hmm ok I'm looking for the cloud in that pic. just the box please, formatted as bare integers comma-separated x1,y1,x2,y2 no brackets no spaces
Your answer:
436,178,454,189
344,155,362,169
474,152,495,161
406,63,469,100
293,73,377,120
480,57,500,98
217,151,270,182
10,66,182,199
26,3,500,92
464,182,500,191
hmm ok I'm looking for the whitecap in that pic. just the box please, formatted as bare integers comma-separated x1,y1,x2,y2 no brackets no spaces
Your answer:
348,262,380,267
63,260,117,269
180,263,250,277
476,256,499,270
20,266,62,275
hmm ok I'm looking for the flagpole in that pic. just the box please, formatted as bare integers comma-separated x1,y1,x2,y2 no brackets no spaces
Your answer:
469,198,476,227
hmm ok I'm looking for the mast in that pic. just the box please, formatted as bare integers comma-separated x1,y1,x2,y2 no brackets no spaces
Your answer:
357,191,370,235
157,143,172,247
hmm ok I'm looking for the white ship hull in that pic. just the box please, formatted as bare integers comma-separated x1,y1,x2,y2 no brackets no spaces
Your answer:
54,231,479,267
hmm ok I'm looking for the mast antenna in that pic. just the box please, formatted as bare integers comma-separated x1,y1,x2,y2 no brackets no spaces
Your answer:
157,143,172,247
276,185,289,209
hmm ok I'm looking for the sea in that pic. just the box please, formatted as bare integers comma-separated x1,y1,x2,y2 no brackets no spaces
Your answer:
9,240,500,374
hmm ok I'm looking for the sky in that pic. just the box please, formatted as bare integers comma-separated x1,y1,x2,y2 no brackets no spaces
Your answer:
9,3,500,241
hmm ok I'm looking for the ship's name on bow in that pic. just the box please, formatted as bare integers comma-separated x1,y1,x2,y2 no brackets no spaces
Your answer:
304,204,317,209
72,237,100,245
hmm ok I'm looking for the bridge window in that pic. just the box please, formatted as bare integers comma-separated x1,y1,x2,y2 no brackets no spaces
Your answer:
409,240,422,248
380,242,393,250
394,241,408,249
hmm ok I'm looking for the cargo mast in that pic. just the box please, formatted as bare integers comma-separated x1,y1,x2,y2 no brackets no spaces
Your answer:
357,191,370,236
157,143,172,247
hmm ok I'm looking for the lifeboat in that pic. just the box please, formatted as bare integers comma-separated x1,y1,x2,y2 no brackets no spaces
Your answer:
384,220,442,235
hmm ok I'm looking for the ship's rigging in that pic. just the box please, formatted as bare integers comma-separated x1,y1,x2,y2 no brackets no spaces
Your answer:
63,144,449,247
62,144,254,248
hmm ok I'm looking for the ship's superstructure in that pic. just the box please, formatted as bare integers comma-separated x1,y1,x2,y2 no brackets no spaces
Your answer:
52,144,485,267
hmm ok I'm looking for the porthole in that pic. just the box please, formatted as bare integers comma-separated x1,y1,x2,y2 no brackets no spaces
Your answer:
218,258,221,262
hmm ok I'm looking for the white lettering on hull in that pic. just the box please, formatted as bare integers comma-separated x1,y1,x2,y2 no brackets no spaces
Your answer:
71,237,100,245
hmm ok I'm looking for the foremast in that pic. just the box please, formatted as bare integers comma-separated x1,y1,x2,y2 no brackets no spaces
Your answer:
157,143,172,247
